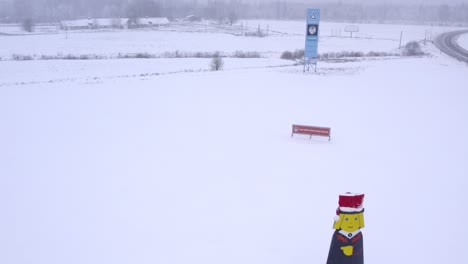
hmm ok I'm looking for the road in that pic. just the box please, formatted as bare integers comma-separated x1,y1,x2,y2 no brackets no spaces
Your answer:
435,29,468,63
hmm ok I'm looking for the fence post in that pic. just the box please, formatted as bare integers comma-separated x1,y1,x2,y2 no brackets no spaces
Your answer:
399,31,403,49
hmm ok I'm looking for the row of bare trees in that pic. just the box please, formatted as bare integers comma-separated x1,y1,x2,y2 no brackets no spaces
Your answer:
1,0,467,25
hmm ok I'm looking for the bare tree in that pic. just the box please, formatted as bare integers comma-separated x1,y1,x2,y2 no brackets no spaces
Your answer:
210,52,224,71
2,0,468,25
22,18,34,32
438,4,450,25
228,11,237,26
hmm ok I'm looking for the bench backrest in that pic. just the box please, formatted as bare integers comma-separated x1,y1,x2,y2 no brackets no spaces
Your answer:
292,124,331,138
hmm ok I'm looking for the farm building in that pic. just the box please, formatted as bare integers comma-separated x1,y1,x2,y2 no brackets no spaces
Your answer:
60,19,92,30
128,17,170,28
92,18,129,29
60,18,129,30
184,15,202,22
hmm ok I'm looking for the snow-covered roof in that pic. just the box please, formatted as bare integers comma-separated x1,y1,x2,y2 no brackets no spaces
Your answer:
94,18,129,27
137,17,169,25
61,19,92,27
184,15,202,21
61,18,129,28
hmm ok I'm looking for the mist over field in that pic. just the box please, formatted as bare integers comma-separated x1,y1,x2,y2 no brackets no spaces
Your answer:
1,0,468,25
1,19,468,264
1,0,468,264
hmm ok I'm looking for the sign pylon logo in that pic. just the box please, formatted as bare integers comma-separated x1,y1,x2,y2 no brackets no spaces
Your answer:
304,8,320,73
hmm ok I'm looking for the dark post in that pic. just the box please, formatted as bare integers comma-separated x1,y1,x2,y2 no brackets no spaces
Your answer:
399,31,403,49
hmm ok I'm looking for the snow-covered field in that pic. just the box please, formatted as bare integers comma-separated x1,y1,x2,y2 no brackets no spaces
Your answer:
458,32,468,50
1,20,468,264
0,21,457,59
0,58,296,86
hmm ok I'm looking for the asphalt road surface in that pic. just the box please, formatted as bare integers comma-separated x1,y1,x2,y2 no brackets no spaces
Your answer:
435,30,468,63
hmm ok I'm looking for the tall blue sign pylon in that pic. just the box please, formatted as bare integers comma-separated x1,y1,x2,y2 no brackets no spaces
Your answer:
304,8,320,73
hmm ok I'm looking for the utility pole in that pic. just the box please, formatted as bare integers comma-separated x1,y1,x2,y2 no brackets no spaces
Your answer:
399,31,403,49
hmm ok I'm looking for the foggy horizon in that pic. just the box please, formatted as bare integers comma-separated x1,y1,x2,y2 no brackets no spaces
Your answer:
1,0,468,5
1,0,467,25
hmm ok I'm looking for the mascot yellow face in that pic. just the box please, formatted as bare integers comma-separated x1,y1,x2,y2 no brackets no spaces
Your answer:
333,212,365,232
327,193,365,264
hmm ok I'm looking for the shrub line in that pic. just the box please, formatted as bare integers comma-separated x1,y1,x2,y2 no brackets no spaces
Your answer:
5,51,263,61
280,49,404,61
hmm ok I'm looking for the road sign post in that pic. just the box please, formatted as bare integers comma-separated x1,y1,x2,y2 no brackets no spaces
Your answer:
344,25,359,38
304,8,320,73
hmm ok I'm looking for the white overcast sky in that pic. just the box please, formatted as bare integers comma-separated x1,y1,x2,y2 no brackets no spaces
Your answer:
1,0,467,3
188,0,468,4
0,0,467,6
260,0,467,4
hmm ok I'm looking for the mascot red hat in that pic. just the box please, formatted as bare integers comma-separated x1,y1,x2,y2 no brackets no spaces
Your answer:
335,192,365,215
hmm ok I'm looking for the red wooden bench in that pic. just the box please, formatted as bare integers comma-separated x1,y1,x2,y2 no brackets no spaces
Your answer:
291,124,331,141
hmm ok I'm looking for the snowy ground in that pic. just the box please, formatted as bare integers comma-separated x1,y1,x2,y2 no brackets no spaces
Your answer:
0,58,296,87
1,21,468,264
457,32,468,50
0,21,458,60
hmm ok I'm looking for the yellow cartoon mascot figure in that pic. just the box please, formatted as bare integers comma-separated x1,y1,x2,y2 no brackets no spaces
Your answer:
326,193,365,264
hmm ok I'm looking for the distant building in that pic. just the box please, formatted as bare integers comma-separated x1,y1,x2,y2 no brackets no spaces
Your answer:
60,19,92,30
184,15,202,22
93,18,129,29
60,18,129,30
128,17,170,28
